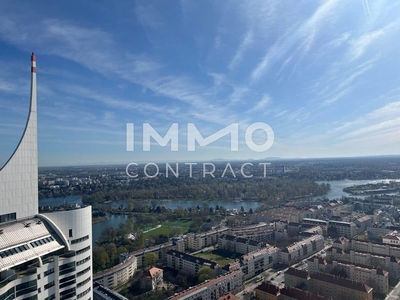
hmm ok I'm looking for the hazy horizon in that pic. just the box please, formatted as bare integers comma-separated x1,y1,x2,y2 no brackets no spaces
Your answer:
1,1,400,167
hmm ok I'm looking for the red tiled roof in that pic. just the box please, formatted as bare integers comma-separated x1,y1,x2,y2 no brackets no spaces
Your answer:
149,267,163,279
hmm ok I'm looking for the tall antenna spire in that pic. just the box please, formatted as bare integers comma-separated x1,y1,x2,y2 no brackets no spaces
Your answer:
30,52,37,112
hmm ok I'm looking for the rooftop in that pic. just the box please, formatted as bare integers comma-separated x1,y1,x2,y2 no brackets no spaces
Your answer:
167,270,242,300
310,272,372,293
285,267,310,279
149,267,163,279
255,282,280,295
167,250,218,268
281,286,329,300
93,282,128,300
0,217,65,271
217,292,240,300
256,282,329,300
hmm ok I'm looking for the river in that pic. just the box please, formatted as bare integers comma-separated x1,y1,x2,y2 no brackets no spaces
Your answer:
39,178,400,244
316,179,400,200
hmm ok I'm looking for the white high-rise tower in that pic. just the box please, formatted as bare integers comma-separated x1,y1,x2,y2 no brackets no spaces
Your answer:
0,54,93,300
0,53,38,220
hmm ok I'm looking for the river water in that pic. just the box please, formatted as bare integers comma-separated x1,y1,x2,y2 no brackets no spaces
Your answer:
39,179,400,244
316,179,400,200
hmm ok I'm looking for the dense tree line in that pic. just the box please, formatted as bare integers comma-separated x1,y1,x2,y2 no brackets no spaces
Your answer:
82,177,330,204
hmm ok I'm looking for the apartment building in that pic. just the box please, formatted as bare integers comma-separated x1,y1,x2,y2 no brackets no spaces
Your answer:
228,223,271,234
302,219,328,236
251,207,305,223
287,223,323,237
166,270,243,300
217,293,240,300
367,225,394,240
327,247,400,284
218,235,266,254
234,229,276,242
255,282,329,300
279,235,324,265
307,256,389,294
186,228,229,251
284,268,373,300
354,216,373,233
240,246,279,280
302,226,323,236
131,241,179,267
93,282,129,300
328,220,358,238
333,237,400,258
167,250,219,276
140,267,163,291
93,254,137,289
382,231,400,245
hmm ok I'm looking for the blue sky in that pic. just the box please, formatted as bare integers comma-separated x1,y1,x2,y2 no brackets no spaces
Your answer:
1,0,400,167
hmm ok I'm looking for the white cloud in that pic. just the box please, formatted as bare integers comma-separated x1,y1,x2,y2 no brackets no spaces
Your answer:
347,23,395,61
228,28,254,70
135,4,163,29
251,0,340,81
247,94,272,113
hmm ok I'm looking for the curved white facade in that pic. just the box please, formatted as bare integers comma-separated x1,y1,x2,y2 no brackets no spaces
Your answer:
0,54,38,220
0,53,93,300
41,207,93,300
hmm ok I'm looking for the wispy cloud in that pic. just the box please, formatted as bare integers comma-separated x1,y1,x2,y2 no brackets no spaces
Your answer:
251,0,340,81
247,94,272,113
228,28,254,70
135,4,164,29
321,61,375,105
347,23,396,61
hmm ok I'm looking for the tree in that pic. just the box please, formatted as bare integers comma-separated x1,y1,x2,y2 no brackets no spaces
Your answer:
133,232,145,250
144,252,158,268
169,226,182,237
99,226,118,244
197,266,214,283
93,247,109,272
377,234,383,243
104,243,117,263
117,246,128,256
155,234,169,245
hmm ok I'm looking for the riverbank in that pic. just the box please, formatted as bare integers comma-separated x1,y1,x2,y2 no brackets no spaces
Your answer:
93,216,108,224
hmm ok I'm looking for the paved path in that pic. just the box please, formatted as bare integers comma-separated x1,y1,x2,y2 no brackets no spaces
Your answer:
142,225,161,233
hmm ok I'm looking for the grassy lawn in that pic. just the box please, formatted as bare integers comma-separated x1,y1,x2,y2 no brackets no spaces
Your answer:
143,226,173,238
194,249,235,266
143,219,192,238
163,219,192,229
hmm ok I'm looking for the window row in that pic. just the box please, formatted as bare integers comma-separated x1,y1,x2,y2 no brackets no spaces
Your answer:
71,235,89,245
